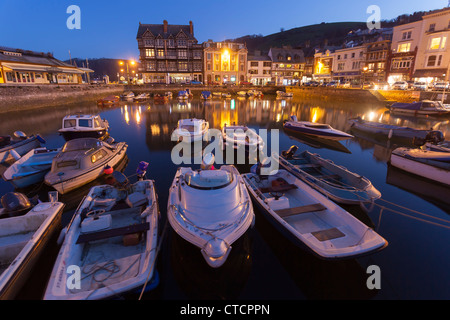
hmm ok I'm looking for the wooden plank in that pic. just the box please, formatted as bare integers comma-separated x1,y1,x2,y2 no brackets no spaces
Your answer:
296,164,322,169
76,222,150,244
275,203,327,218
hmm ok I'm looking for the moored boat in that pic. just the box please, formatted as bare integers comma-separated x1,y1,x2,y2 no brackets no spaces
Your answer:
276,91,293,98
221,124,264,152
201,91,212,100
58,114,109,141
167,159,254,268
0,192,65,299
389,147,450,186
133,93,150,102
172,118,209,143
388,100,450,116
279,146,381,204
348,116,435,141
120,91,135,100
44,138,128,194
0,131,44,164
242,167,388,260
44,170,159,300
153,93,169,103
2,147,60,189
97,95,119,106
284,116,353,141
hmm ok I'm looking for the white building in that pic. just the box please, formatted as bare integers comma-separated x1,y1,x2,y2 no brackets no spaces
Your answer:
332,45,366,83
247,53,272,85
413,7,450,83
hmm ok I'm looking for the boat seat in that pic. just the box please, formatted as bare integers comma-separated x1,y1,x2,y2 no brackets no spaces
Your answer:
76,222,150,244
296,164,322,169
275,203,327,218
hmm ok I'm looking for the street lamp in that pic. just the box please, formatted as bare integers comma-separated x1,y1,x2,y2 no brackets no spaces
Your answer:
118,60,136,84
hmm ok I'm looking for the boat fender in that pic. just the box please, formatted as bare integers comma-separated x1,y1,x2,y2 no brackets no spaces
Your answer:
104,165,114,175
57,227,67,245
9,149,21,161
388,129,393,139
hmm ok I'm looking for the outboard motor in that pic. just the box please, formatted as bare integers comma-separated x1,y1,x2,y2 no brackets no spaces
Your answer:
137,161,149,180
281,145,298,159
251,157,272,180
0,135,11,148
0,192,33,218
289,115,298,122
424,130,444,145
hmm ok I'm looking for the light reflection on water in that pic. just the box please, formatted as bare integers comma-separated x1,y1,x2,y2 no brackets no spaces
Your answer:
1,96,449,300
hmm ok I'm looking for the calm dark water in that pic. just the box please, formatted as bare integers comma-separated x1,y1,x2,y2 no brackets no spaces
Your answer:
1,95,449,300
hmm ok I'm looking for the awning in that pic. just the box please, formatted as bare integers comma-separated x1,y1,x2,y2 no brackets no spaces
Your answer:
57,67,85,74
413,68,447,78
2,63,49,72
78,67,94,73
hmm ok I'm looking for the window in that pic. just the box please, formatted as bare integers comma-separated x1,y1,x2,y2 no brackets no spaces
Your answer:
144,39,154,46
351,53,355,58
78,119,92,128
263,62,271,67
427,55,437,67
397,43,411,52
429,36,447,50
91,150,107,164
146,61,156,71
178,50,187,58
337,55,341,60
157,61,166,71
402,31,412,40
250,62,258,67
207,53,212,60
429,23,436,32
145,49,155,57
437,55,443,66
178,62,188,71
337,62,345,71
156,39,164,46
64,119,77,128
177,39,187,47
167,39,174,47
207,63,211,71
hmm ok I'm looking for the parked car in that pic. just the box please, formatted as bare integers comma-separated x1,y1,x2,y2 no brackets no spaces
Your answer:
432,82,449,91
340,82,351,88
190,81,203,85
406,81,415,90
362,82,375,89
239,81,252,86
413,82,428,91
392,81,408,90
326,81,339,87
373,82,390,90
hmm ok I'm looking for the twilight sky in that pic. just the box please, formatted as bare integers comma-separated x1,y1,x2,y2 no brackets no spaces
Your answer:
0,0,447,61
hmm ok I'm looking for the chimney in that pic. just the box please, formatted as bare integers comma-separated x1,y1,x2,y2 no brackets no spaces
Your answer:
189,21,193,35
163,20,168,33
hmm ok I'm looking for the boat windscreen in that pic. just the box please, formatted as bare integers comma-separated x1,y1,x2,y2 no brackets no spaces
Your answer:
185,170,233,189
305,124,331,129
62,139,102,152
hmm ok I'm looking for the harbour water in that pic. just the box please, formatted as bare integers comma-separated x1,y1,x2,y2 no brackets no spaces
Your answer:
1,95,449,300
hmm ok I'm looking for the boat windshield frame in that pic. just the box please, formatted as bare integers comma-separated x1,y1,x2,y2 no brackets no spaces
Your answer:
61,138,103,153
184,170,234,190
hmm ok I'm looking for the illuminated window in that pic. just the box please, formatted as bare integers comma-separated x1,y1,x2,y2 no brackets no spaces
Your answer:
145,49,155,57
397,43,411,52
157,49,164,58
429,36,447,50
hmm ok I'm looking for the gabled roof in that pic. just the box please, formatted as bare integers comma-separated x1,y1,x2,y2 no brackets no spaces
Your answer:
268,48,305,63
137,23,196,41
0,47,75,68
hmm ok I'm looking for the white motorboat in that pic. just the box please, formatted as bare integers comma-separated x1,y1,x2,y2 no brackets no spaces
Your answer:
58,114,109,141
242,168,388,260
0,131,44,163
44,172,159,300
0,192,64,299
2,147,60,189
120,91,135,100
247,89,263,98
221,124,264,152
389,147,450,186
279,146,381,204
276,91,293,98
167,161,254,268
237,91,247,97
172,118,209,143
222,92,231,98
388,100,450,116
44,138,128,194
133,93,150,102
284,116,353,141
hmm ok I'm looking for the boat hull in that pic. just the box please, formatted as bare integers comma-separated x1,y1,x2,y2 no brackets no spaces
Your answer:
0,136,41,163
283,122,353,141
60,130,109,141
45,143,128,194
0,202,65,300
390,148,450,186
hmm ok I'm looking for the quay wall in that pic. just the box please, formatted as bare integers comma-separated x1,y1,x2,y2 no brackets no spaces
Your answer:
286,86,449,104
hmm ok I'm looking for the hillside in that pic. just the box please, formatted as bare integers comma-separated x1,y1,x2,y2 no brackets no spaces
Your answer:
231,22,368,53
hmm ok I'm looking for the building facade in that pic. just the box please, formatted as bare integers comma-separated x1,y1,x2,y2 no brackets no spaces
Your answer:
364,29,392,83
0,47,91,85
332,45,366,84
247,52,272,85
137,20,203,84
413,7,450,83
387,20,422,83
268,47,305,85
203,40,247,85
313,48,336,82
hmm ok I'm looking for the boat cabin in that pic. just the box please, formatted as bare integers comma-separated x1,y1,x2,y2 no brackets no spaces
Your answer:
184,169,233,189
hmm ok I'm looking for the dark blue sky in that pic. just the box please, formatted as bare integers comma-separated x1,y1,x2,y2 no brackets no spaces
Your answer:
0,0,446,61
